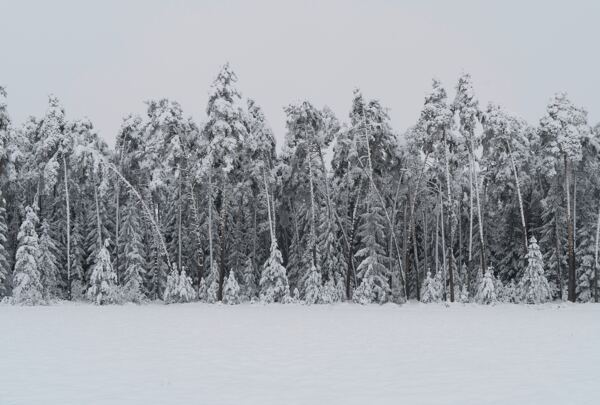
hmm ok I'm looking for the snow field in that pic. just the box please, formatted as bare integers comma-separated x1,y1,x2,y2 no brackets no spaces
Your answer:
0,302,599,405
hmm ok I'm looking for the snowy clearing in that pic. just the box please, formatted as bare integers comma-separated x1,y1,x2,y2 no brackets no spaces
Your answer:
1,302,599,405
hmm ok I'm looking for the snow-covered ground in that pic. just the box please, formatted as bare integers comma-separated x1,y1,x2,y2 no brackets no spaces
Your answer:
1,302,599,405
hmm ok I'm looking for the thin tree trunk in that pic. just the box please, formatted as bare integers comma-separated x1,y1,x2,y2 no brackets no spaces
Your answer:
595,205,600,303
440,191,447,301
208,171,214,277
555,204,563,300
565,156,576,302
115,177,120,283
307,149,317,267
423,210,428,274
262,170,274,243
412,212,420,300
435,205,439,275
507,142,527,249
218,191,227,301
468,159,474,268
104,162,171,269
469,139,486,275
177,171,182,272
62,156,71,299
443,132,455,302
403,204,410,299
94,186,102,244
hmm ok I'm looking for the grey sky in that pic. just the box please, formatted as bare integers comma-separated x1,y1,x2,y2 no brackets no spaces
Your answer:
1,0,599,148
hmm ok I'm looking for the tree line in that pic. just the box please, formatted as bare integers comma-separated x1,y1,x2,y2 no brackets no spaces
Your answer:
0,64,598,305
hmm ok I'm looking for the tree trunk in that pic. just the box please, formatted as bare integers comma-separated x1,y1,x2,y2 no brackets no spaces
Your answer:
565,156,576,302
412,212,420,300
62,155,71,299
208,171,214,278
218,191,227,301
443,133,455,302
595,205,600,303
307,149,317,267
469,139,486,275
177,172,182,272
440,191,447,301
263,170,274,243
402,204,410,299
506,142,528,250
555,207,563,300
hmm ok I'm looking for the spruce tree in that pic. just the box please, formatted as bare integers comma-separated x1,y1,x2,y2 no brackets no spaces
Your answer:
475,269,497,305
519,236,551,304
86,239,118,305
241,257,257,301
38,219,60,300
421,271,439,303
12,206,44,305
0,192,10,298
223,270,241,305
354,190,389,303
259,240,290,303
303,263,322,304
120,202,146,302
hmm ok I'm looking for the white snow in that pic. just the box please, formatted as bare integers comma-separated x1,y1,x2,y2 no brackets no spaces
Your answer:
1,302,599,405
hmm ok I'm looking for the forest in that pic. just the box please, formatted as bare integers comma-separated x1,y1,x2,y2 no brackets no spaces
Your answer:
1,63,599,306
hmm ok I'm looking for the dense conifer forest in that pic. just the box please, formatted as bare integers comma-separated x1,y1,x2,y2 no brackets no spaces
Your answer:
1,64,598,305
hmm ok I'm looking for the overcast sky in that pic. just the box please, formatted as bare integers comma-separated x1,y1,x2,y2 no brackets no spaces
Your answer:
1,0,599,148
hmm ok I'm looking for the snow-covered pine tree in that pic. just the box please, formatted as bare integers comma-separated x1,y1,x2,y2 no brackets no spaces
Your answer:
421,270,439,303
417,79,458,301
519,236,551,304
163,265,196,303
68,209,86,299
352,270,374,305
86,239,118,305
303,263,322,304
163,268,179,304
453,73,487,276
205,260,219,303
0,191,10,298
320,277,343,304
475,268,497,305
202,63,248,301
539,93,589,302
241,256,257,301
177,268,196,303
38,219,60,300
223,270,241,305
259,240,290,303
198,277,208,302
12,206,44,305
354,190,389,304
120,201,146,303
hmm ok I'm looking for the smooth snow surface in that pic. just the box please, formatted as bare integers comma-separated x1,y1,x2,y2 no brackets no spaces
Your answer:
1,302,599,405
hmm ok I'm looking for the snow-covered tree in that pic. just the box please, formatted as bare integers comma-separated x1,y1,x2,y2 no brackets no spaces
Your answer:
259,240,290,303
241,257,257,301
352,271,374,305
120,202,146,303
164,267,196,304
38,219,60,300
475,269,497,305
303,264,322,304
12,206,44,305
519,236,551,304
0,191,10,298
86,239,118,305
354,190,389,303
223,270,241,305
421,270,441,303
539,93,589,302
